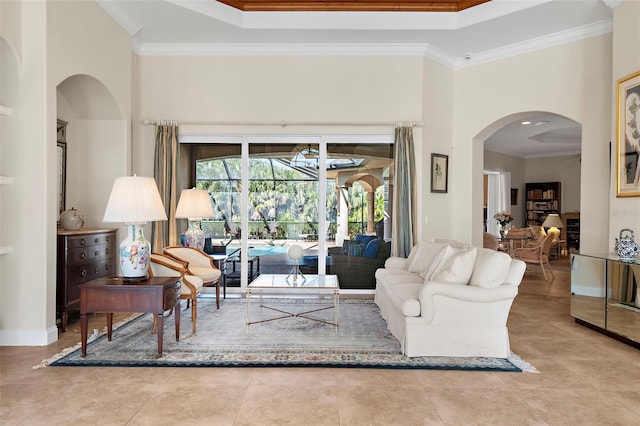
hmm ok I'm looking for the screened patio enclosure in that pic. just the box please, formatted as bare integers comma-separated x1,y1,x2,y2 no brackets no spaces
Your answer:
188,138,393,288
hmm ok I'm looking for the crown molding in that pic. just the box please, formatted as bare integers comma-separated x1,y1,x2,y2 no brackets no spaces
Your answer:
454,18,613,69
133,17,612,72
135,42,432,57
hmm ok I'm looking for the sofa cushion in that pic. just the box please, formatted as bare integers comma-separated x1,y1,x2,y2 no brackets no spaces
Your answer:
362,238,383,258
408,241,447,275
433,247,478,284
469,248,512,289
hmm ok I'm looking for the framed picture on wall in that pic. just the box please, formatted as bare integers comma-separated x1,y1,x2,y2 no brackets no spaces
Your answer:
430,153,448,193
616,70,640,197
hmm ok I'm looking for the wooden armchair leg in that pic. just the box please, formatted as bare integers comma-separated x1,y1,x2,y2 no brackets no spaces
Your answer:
191,297,197,334
216,282,220,309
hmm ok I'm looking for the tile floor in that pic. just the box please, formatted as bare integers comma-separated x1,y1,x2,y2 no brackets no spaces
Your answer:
1,258,639,425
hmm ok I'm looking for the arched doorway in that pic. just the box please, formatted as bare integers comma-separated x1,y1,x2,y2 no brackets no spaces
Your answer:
479,112,582,249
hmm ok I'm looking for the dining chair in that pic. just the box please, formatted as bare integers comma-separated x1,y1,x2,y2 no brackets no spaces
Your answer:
512,233,555,281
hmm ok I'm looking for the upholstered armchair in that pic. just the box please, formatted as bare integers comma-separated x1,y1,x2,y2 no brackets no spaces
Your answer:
163,246,222,308
149,253,204,334
513,233,555,281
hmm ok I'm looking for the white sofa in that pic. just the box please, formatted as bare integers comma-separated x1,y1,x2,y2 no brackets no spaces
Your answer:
374,240,526,358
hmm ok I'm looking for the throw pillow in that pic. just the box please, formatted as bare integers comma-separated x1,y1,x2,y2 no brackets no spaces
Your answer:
408,242,447,274
469,248,512,289
362,238,383,258
422,244,457,280
355,234,378,246
433,247,478,284
347,242,365,257
434,239,470,250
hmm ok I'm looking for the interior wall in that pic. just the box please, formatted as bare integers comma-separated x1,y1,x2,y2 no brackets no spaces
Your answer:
455,34,612,250
483,151,526,227
0,0,50,345
133,54,429,240
609,0,640,250
420,57,454,242
0,0,133,346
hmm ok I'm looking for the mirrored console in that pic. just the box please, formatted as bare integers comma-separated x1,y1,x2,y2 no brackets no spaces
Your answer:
571,253,639,347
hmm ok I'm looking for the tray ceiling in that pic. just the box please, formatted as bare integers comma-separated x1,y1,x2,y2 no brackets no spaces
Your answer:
216,0,490,12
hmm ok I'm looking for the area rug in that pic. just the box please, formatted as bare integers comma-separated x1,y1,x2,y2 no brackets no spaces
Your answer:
42,298,535,372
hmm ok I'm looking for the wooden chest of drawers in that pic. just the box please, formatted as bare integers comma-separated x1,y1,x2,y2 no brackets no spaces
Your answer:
57,228,117,331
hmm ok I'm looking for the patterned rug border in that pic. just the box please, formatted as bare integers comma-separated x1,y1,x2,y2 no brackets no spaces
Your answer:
38,299,537,372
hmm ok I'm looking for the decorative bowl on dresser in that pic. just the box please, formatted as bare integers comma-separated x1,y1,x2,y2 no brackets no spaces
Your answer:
57,228,117,331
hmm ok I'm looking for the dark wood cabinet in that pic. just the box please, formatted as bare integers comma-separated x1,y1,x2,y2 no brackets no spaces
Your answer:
57,228,117,331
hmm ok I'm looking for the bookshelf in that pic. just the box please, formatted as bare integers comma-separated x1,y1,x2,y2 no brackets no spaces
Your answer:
525,182,561,226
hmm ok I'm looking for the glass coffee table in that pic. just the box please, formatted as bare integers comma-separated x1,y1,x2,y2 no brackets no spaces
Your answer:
246,274,339,328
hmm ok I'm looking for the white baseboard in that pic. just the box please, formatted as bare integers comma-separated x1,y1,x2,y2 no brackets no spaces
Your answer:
0,326,58,346
572,285,605,298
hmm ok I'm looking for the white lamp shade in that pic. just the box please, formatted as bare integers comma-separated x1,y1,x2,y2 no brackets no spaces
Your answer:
288,244,304,261
542,214,563,229
175,188,214,219
103,176,167,223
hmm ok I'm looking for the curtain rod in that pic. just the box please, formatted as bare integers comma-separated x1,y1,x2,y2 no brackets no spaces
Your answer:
142,119,423,127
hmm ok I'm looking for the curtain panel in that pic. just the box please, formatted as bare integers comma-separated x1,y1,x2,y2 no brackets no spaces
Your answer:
152,124,180,252
392,126,416,257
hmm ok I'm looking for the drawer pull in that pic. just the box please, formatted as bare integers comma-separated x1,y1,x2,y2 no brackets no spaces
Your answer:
94,250,99,257
95,267,100,274
80,252,87,260
80,269,87,277
80,239,86,246
95,238,99,244
105,248,110,255
105,264,110,270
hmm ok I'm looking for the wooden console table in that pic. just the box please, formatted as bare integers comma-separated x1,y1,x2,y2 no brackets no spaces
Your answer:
80,276,181,357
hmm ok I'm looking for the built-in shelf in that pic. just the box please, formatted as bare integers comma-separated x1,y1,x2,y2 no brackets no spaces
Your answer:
0,104,12,116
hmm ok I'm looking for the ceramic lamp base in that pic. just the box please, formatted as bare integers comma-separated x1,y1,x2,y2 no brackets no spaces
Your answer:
119,222,150,281
184,219,205,250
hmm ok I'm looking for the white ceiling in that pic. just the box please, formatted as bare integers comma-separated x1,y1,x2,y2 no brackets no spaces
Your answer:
98,0,620,157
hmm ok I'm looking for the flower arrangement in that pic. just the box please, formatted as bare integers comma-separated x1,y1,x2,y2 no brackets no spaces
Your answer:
494,212,514,227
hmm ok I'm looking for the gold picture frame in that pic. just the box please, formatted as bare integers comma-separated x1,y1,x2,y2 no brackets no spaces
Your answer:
616,70,640,197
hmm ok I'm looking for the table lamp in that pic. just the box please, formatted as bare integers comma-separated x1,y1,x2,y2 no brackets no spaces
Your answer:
103,175,167,281
175,188,214,250
542,213,563,242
